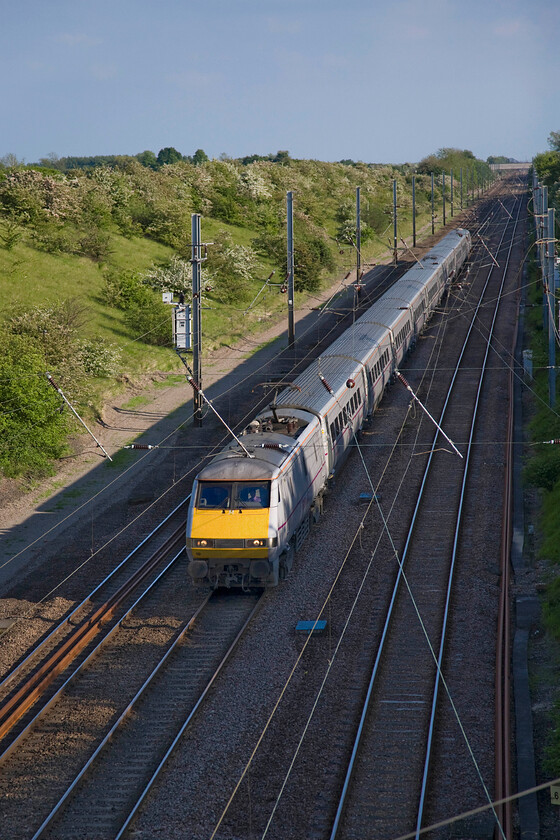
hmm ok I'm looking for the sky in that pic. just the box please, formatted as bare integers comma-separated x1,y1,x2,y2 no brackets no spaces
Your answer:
2,0,559,166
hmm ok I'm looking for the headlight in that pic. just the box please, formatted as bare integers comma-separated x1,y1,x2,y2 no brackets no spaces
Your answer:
189,538,215,548
244,538,278,548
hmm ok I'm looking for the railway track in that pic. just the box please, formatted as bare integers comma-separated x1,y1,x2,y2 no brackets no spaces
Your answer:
0,553,262,839
0,496,190,756
194,181,524,840
31,590,263,840
327,190,522,840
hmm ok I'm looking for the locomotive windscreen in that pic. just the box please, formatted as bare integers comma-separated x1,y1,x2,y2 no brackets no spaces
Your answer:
196,481,270,509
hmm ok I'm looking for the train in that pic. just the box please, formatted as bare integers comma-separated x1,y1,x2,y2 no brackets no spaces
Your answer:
186,227,472,588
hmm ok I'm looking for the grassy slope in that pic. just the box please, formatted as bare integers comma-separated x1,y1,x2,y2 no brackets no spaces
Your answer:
0,166,469,403
0,233,178,374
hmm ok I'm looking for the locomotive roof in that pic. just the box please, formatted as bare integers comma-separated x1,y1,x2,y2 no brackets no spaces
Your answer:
198,432,294,480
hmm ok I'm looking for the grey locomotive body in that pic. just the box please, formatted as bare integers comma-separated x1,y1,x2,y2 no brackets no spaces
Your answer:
186,228,471,588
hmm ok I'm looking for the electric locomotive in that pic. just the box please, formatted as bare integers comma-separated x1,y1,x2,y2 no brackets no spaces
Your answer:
186,228,471,588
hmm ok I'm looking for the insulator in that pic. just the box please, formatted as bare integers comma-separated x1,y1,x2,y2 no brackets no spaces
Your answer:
396,371,410,389
125,444,155,450
46,372,61,392
318,373,334,395
187,376,201,393
346,378,356,389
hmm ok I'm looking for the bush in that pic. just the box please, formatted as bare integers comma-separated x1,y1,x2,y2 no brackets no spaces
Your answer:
78,227,112,262
523,451,560,491
102,268,173,345
32,218,78,254
0,332,70,477
543,576,560,642
143,256,192,296
124,298,172,347
77,337,122,377
294,237,335,293
101,269,153,309
544,697,560,776
0,216,24,250
206,231,259,303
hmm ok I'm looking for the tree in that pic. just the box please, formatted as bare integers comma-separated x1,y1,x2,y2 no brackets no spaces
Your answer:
192,148,209,166
417,154,444,175
533,151,560,187
548,131,560,152
156,147,183,167
0,153,24,169
0,332,71,477
293,237,335,292
136,150,158,169
38,153,63,171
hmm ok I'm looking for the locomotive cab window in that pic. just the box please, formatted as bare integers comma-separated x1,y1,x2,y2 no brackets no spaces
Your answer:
233,482,271,508
197,483,232,509
197,481,271,509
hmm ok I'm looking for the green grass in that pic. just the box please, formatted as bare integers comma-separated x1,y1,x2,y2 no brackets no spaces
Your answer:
121,394,152,409
0,232,179,373
153,374,185,387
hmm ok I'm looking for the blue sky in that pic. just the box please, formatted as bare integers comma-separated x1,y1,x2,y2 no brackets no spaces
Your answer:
2,0,559,165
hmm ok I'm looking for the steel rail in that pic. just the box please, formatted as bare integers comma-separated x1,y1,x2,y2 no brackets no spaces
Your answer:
0,503,188,745
0,546,186,768
415,193,522,839
495,365,513,839
31,591,263,840
494,215,522,838
0,495,191,694
115,592,264,839
329,194,519,840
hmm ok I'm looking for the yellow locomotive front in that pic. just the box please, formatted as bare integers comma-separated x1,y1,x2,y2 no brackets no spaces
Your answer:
186,477,279,588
